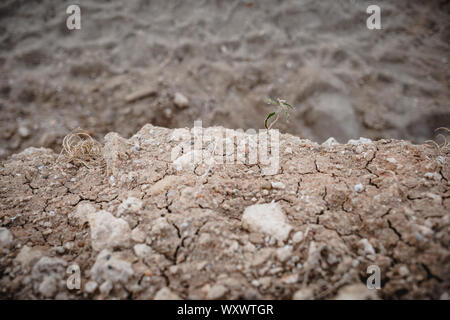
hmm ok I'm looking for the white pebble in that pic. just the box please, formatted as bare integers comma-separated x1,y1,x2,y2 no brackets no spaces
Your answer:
354,183,364,193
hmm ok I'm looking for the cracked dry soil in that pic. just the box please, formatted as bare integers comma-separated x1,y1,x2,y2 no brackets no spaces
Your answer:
0,124,449,299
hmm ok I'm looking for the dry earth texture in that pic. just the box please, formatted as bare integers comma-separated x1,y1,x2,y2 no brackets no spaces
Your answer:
0,124,449,299
1,0,449,160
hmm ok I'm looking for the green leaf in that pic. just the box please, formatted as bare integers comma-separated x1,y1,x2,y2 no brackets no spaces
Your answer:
267,98,277,105
281,101,293,109
264,112,276,129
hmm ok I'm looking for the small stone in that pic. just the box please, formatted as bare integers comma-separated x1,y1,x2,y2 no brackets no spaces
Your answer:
436,156,446,166
440,292,449,300
258,277,272,289
173,151,196,171
154,287,181,300
131,227,146,243
84,281,98,294
169,265,179,274
117,197,143,215
38,277,58,298
173,92,189,108
99,280,113,295
64,242,74,251
359,238,376,256
88,210,131,251
348,137,372,145
32,256,67,298
70,203,96,226
125,87,156,103
163,108,172,118
18,126,30,138
416,224,433,237
293,287,313,300
144,270,153,277
334,283,378,300
198,233,211,245
281,273,298,284
196,261,208,271
248,232,264,245
291,231,304,244
261,181,272,190
271,181,285,189
133,244,152,258
242,202,292,242
90,249,134,286
399,265,409,277
414,231,424,242
322,137,339,147
276,246,293,262
251,280,260,287
53,246,65,254
424,172,441,181
354,183,364,193
0,227,13,249
251,248,274,266
207,284,228,300
16,245,43,266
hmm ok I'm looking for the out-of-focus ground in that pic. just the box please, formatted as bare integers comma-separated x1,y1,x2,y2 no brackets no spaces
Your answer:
0,0,449,159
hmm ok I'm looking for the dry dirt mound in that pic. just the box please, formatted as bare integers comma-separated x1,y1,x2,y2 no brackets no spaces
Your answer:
0,124,449,299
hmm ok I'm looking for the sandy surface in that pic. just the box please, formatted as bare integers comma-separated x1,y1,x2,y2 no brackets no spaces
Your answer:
0,125,449,299
0,0,449,160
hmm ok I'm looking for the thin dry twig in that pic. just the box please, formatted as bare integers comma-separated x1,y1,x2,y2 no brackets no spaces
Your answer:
58,128,105,169
424,127,450,156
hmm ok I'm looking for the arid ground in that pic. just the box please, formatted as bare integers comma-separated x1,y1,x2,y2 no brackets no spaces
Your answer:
0,0,449,300
1,126,449,299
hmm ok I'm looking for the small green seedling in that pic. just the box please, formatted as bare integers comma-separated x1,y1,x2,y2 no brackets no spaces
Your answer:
264,98,294,130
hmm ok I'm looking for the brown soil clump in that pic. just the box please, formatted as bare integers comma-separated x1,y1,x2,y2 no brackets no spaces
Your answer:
0,125,448,299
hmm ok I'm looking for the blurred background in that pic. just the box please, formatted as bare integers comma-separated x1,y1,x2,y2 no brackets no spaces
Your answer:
0,0,449,159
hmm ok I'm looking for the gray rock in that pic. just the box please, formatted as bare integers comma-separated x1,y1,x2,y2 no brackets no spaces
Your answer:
173,92,189,108
154,287,181,300
0,227,13,249
15,245,44,266
242,202,292,242
31,256,67,298
207,284,228,299
88,210,131,250
84,281,98,294
90,249,134,285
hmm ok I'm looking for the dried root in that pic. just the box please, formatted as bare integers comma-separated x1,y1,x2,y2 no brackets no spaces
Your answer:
58,128,105,168
424,127,450,156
